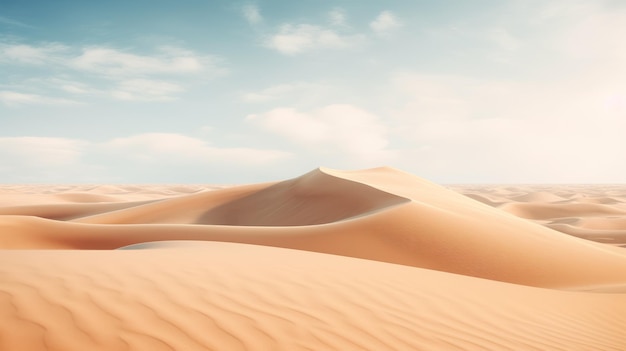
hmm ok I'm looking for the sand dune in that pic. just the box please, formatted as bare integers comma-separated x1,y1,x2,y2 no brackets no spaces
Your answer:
74,169,409,226
452,184,626,247
0,184,212,207
509,191,567,203
0,201,156,221
1,167,625,350
499,202,626,220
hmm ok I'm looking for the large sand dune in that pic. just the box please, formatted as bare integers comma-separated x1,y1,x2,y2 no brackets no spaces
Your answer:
1,167,625,350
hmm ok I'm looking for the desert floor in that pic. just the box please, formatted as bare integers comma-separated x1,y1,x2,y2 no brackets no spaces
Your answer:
1,167,625,350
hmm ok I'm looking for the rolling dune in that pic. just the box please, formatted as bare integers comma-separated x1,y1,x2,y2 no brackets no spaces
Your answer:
1,167,625,350
452,184,626,247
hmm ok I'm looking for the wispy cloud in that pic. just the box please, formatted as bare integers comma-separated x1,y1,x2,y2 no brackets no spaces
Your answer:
328,8,347,27
370,11,402,35
242,83,298,103
242,4,262,25
0,16,33,28
110,79,184,101
265,24,364,55
241,82,325,103
59,82,91,94
0,42,219,77
0,42,67,64
0,91,81,106
0,41,224,103
70,46,214,77
263,8,404,55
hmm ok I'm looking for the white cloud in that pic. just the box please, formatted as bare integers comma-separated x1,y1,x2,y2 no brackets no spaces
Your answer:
60,82,90,94
0,42,67,64
242,4,262,24
27,77,95,95
247,104,393,162
0,90,81,106
265,24,364,55
242,84,293,103
0,41,224,104
241,82,327,103
370,11,402,35
70,46,213,77
104,133,291,165
0,42,220,77
248,108,328,143
110,79,183,101
328,8,347,27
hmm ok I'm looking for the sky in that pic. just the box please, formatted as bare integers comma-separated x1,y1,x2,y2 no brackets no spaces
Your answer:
1,0,625,184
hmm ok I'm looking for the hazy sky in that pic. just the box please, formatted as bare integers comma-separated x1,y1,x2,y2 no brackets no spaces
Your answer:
1,0,625,183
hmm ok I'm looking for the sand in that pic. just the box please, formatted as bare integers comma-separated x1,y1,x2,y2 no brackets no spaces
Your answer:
1,167,625,350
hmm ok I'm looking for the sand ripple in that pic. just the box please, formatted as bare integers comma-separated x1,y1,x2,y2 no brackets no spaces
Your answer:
1,243,625,350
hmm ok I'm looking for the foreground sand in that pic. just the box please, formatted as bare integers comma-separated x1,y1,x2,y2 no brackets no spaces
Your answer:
1,167,625,350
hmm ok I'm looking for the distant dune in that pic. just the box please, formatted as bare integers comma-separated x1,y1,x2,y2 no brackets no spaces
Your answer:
452,183,626,247
1,167,625,350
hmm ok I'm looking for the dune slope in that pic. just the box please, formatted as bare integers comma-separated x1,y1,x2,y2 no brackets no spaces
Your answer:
1,242,625,351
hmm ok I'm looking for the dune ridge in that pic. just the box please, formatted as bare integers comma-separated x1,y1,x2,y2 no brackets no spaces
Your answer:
1,167,625,350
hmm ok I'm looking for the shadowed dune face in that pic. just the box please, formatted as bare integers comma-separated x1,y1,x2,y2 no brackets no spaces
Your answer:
194,169,410,226
1,167,626,350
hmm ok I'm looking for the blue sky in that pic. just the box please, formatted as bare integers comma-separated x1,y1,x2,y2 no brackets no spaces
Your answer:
1,0,625,183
